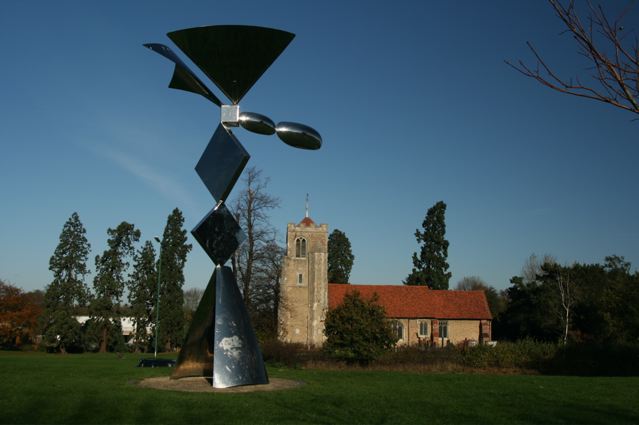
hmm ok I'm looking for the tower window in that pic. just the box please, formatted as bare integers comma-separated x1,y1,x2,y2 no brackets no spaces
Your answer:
295,237,307,258
297,273,303,285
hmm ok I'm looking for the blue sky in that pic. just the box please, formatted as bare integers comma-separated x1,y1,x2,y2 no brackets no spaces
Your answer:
1,1,637,293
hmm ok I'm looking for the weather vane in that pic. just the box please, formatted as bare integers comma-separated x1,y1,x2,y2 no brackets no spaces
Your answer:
144,25,321,388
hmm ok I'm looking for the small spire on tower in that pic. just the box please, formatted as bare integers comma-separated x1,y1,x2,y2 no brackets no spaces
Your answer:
305,193,309,218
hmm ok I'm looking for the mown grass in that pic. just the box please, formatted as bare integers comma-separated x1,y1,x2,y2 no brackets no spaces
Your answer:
0,351,638,424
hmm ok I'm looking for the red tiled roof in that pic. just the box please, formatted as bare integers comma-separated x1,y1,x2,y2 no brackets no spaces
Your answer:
299,216,316,226
328,284,492,320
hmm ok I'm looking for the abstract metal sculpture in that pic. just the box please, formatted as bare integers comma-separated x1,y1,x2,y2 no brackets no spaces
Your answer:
144,25,321,388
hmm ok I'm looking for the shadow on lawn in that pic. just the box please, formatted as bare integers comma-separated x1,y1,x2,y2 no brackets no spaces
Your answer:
513,399,639,425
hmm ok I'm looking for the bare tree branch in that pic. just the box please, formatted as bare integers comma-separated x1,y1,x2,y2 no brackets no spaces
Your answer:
230,167,280,313
506,0,639,117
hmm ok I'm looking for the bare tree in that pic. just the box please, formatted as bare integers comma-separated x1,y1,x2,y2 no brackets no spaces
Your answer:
455,276,488,291
556,269,574,345
507,0,639,117
231,167,280,312
455,276,507,318
522,253,557,284
537,260,574,345
182,287,204,333
183,288,204,313
251,240,285,338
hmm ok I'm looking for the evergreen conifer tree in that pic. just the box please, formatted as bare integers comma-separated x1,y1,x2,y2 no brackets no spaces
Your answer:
89,222,140,352
127,241,157,352
42,212,91,353
157,208,191,351
404,201,451,289
327,229,355,284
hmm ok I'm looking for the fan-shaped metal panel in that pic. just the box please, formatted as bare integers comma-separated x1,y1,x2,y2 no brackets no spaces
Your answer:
144,43,222,106
168,25,294,104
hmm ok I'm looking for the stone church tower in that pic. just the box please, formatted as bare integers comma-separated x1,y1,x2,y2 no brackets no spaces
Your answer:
278,215,328,347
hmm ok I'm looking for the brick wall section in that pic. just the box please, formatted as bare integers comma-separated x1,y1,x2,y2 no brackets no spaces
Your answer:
447,320,482,345
480,319,491,342
392,318,484,346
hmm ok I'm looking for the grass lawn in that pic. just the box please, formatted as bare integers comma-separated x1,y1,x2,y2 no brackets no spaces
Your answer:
0,351,637,424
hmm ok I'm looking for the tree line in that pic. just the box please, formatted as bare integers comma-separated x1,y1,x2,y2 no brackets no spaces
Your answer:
494,254,639,344
402,199,639,345
9,208,192,353
0,167,293,352
3,173,636,353
47,209,190,353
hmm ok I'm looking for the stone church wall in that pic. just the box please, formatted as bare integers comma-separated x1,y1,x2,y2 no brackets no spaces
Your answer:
278,217,490,347
278,220,328,347
391,319,486,347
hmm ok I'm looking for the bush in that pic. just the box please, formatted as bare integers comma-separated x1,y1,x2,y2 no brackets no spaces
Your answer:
373,340,552,371
323,291,397,365
260,339,306,368
376,340,639,376
260,339,328,368
262,337,639,376
376,345,460,367
458,339,556,370
543,342,639,376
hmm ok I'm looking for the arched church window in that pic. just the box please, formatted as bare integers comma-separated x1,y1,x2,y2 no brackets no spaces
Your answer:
393,321,404,340
419,321,429,337
439,320,448,339
295,237,307,258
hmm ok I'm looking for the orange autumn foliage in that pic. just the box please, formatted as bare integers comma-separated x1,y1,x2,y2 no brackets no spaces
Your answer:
0,281,43,347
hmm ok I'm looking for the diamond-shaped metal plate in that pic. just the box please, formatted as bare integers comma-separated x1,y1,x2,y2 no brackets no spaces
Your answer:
196,124,249,203
192,203,245,265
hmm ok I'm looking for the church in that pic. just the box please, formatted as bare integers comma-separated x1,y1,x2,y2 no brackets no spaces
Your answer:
278,215,493,347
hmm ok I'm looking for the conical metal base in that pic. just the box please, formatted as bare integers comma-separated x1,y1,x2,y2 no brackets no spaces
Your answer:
171,273,216,379
172,265,268,388
212,265,268,388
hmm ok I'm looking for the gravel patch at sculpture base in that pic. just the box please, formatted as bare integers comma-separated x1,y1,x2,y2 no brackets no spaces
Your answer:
138,376,304,393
